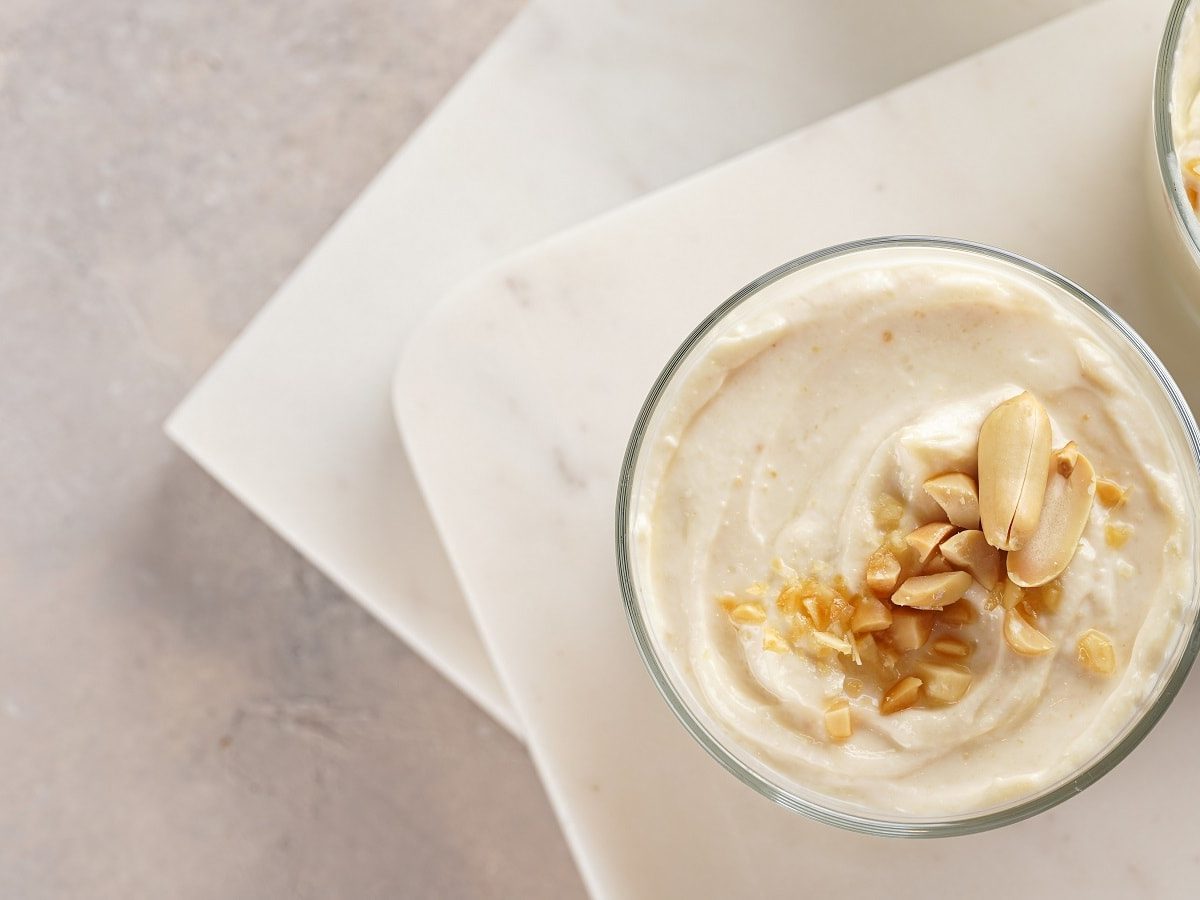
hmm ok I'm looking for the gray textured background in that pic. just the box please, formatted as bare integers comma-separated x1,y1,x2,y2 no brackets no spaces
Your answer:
0,1,585,896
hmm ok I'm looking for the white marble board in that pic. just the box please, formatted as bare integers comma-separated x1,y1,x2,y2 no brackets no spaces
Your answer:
396,0,1200,896
164,0,1091,736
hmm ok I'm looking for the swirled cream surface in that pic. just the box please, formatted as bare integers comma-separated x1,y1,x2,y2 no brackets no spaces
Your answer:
632,255,1194,816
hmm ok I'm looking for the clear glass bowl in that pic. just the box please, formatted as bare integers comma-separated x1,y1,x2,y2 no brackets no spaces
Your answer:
616,236,1200,837
1151,0,1200,300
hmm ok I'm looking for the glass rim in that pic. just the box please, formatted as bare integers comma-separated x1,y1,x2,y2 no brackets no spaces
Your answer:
1154,0,1200,262
615,235,1200,838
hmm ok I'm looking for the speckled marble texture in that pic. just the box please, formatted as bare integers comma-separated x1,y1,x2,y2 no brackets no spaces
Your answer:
0,1,582,896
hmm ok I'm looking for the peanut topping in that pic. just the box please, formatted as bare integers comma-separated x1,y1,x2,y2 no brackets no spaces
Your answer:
1077,629,1117,675
923,473,981,530
812,630,853,656
727,602,767,625
1008,449,1096,588
1095,478,1128,508
720,392,1120,733
978,391,1053,551
886,608,935,652
1055,441,1079,477
873,493,905,530
939,599,976,626
865,547,903,596
932,637,971,659
940,529,1004,590
825,699,853,740
856,634,899,676
1026,579,1063,614
916,662,973,704
922,554,954,575
1105,523,1132,549
905,523,958,570
999,577,1024,611
880,676,923,715
891,571,972,610
762,627,790,653
850,595,893,634
1003,605,1055,656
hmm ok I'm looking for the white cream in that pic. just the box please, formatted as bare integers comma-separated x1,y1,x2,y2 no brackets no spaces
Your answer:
633,252,1195,816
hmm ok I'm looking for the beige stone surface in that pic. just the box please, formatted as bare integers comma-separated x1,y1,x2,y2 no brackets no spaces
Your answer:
0,1,583,896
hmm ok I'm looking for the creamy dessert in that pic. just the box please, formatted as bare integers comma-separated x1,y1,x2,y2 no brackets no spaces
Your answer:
1149,2,1200,317
631,249,1195,817
1172,2,1200,211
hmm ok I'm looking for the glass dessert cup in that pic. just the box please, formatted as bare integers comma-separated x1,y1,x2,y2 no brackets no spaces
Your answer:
616,236,1200,837
1151,0,1200,306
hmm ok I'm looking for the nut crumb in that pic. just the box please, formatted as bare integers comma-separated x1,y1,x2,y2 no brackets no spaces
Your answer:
1026,579,1063,614
1096,479,1128,508
728,602,767,625
1055,441,1079,477
865,547,903,596
825,699,853,740
873,494,905,530
1000,578,1024,611
1077,629,1117,675
1105,523,1132,549
762,627,789,653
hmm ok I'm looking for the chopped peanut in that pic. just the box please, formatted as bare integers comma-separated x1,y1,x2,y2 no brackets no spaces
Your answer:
1003,605,1055,656
923,472,981,530
932,637,971,659
922,553,954,575
825,699,853,740
1105,523,1132,549
887,608,935,652
1000,578,1025,611
1027,579,1063,614
892,571,972,610
940,529,1004,590
728,602,767,625
762,627,789,653
916,662,972,704
874,493,905,530
939,599,976,627
1055,441,1079,477
1077,629,1117,675
880,676,923,715
1095,479,1128,508
865,547,903,596
906,523,958,570
850,595,893,634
